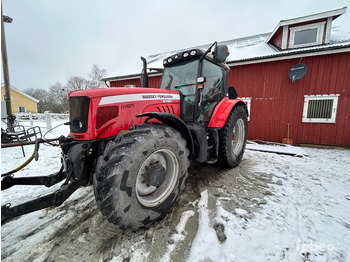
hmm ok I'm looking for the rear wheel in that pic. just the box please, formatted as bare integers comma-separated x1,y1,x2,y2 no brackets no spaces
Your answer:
219,105,248,168
93,124,189,230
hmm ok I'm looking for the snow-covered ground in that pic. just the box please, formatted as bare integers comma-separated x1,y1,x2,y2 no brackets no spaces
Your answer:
1,122,350,261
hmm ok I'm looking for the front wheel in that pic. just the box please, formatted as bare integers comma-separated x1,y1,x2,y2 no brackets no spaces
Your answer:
93,124,189,230
219,105,248,168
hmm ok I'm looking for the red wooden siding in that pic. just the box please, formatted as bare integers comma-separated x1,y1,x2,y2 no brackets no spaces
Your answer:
270,27,283,49
228,52,350,146
110,75,161,88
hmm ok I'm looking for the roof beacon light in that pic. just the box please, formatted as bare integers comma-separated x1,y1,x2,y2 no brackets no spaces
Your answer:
183,52,189,58
167,58,172,63
190,50,196,56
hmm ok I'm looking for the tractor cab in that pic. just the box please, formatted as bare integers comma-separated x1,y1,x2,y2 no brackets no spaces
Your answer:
160,44,230,125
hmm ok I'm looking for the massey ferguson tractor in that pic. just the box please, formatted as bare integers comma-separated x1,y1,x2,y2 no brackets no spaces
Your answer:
2,42,248,230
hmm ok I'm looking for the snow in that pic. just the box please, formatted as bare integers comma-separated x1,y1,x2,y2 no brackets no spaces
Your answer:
1,121,70,206
246,141,308,156
2,125,350,261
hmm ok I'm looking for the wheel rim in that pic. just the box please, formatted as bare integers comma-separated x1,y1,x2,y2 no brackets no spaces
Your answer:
232,118,245,155
136,149,179,207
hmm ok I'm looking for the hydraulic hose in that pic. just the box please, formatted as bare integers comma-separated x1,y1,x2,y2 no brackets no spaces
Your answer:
1,139,40,177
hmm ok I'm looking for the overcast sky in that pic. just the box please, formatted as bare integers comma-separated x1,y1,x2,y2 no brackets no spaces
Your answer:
1,0,350,91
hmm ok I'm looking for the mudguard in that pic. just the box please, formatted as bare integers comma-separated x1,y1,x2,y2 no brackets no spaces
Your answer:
208,97,247,128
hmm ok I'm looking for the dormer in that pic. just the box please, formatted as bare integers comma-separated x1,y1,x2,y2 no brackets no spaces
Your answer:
267,7,347,50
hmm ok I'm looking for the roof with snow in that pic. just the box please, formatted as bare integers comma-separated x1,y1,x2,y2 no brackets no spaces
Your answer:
103,7,350,82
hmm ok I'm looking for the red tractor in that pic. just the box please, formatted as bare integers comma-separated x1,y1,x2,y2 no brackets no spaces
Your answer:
2,42,248,230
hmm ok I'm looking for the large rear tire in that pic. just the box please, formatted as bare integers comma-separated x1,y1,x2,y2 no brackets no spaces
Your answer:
93,124,189,231
219,105,248,168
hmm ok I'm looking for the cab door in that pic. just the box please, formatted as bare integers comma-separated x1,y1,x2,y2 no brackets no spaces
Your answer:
199,59,227,125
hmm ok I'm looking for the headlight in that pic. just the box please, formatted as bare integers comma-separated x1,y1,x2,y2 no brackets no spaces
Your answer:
72,118,83,131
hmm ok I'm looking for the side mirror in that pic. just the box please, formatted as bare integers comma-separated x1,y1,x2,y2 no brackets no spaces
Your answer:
197,76,206,83
228,86,238,99
213,45,229,63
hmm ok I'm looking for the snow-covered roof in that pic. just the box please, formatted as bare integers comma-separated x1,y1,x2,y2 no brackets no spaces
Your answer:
103,15,350,82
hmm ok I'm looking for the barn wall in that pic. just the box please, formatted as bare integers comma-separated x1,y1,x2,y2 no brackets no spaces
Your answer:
227,52,350,146
110,75,162,88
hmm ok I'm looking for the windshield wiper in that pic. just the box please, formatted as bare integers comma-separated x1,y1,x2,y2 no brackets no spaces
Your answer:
174,83,196,89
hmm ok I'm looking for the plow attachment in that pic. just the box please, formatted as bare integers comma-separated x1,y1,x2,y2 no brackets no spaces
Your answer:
1,137,79,222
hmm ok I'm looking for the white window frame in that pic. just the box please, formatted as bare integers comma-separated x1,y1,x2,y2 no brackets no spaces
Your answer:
238,97,251,121
302,94,339,123
289,22,325,48
18,106,26,113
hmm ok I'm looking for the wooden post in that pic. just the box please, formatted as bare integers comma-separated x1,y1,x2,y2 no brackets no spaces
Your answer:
45,113,52,130
29,113,33,127
1,5,14,132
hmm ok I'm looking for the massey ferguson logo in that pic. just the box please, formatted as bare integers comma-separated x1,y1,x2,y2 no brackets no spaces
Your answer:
99,93,180,106
142,94,174,99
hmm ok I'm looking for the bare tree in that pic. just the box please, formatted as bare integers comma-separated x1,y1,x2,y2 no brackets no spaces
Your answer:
66,76,90,91
88,64,107,89
24,88,51,113
49,82,69,112
23,64,108,113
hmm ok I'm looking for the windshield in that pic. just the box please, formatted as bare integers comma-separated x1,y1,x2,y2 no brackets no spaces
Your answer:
160,59,199,122
160,59,199,94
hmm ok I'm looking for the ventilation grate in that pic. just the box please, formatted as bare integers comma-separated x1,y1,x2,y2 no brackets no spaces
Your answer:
307,99,333,119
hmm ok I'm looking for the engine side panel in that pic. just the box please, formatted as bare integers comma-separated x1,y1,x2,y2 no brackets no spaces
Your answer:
69,89,181,140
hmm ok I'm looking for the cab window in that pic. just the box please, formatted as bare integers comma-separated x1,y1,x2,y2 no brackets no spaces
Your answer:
199,59,226,124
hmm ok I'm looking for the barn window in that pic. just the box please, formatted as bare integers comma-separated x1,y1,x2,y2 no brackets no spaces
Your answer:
238,97,251,121
18,106,26,113
302,95,339,123
289,22,325,48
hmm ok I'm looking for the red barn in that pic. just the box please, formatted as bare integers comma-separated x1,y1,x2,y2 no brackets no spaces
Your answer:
103,7,350,147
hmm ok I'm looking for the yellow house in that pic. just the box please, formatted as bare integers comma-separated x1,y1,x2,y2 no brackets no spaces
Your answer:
1,85,39,114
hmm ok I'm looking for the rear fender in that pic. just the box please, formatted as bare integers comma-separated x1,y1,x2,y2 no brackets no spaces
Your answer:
136,112,194,157
208,97,248,128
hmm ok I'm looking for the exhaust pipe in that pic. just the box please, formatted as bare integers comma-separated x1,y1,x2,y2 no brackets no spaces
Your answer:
140,57,148,88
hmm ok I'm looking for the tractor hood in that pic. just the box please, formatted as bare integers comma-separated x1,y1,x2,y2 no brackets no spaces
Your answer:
69,87,180,99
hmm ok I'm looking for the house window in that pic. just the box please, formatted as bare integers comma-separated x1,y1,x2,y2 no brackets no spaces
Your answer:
289,22,325,48
18,106,26,113
238,97,251,121
302,94,339,123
